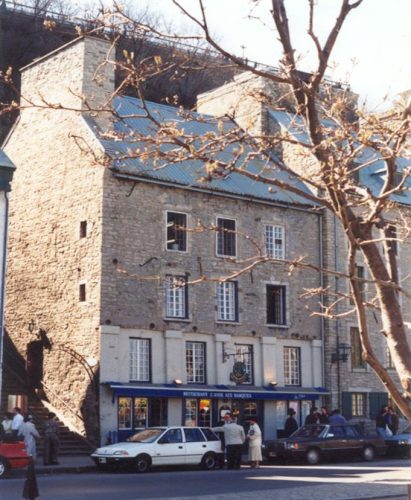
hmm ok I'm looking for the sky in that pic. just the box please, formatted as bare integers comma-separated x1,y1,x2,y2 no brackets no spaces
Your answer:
79,0,411,110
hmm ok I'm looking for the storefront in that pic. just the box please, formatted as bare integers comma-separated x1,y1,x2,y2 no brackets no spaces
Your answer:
108,383,328,442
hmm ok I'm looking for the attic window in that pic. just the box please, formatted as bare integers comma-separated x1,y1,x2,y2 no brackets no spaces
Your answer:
80,221,87,238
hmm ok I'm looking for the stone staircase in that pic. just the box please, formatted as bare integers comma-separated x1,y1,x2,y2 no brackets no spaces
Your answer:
1,333,94,456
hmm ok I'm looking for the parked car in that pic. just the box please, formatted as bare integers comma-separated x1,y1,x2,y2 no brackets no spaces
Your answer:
385,424,411,458
91,426,223,472
0,438,31,478
262,424,386,465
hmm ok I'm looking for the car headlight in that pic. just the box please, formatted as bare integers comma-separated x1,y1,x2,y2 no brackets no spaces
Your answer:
113,450,129,456
285,442,299,450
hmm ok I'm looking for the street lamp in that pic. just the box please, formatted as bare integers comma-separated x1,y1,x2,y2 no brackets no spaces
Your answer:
0,149,15,406
332,342,351,363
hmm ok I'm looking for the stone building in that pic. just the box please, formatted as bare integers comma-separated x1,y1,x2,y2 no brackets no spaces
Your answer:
3,37,328,444
197,72,411,426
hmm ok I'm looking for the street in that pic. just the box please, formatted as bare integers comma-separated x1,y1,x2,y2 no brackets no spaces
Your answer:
1,459,410,500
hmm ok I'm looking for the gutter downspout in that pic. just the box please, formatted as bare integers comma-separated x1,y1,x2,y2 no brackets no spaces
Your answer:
0,191,9,405
319,213,325,391
334,214,341,409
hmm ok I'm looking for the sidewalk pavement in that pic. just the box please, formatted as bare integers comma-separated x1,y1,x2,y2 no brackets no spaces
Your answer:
30,455,96,474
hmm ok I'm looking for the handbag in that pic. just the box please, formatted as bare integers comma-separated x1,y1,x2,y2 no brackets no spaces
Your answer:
385,425,393,437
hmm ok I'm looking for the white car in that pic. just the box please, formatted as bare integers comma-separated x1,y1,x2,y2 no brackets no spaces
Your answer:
91,426,223,472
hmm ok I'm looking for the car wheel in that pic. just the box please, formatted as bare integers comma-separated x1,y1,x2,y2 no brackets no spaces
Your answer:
0,457,10,478
201,452,217,470
135,454,151,473
362,445,375,461
306,448,321,465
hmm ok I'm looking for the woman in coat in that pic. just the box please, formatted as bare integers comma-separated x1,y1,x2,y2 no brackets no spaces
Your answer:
247,418,262,468
19,415,40,459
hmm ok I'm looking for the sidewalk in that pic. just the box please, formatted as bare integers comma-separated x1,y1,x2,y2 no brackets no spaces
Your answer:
30,455,96,474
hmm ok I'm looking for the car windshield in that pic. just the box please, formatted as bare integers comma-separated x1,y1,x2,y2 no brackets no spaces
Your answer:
292,425,326,438
126,428,164,443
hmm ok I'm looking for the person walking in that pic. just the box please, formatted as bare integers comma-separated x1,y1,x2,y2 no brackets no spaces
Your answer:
12,407,24,437
212,412,245,469
43,412,60,465
284,408,298,437
19,415,40,460
1,412,13,436
247,418,262,468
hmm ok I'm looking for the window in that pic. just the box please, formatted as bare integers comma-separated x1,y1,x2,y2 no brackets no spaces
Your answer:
386,342,394,369
133,398,148,427
350,327,366,369
266,285,287,325
283,347,300,386
129,338,151,381
184,428,206,442
351,393,366,417
264,225,285,259
80,220,87,238
216,217,236,257
118,397,132,429
186,342,206,384
216,281,238,322
167,211,187,252
79,283,86,302
117,397,167,431
234,344,253,384
165,275,188,319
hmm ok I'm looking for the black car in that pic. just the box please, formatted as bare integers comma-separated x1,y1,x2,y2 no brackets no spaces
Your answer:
262,424,386,465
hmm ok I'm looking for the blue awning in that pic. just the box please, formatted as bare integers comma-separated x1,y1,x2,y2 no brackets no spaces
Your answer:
107,382,328,402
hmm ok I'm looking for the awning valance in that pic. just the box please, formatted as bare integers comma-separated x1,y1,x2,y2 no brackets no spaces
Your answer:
107,382,328,402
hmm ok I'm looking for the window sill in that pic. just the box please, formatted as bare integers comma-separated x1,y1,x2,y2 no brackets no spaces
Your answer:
352,368,367,372
166,248,188,254
215,320,241,325
163,317,191,323
265,324,289,329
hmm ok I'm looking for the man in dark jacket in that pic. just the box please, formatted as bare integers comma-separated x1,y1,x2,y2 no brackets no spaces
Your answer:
284,408,298,437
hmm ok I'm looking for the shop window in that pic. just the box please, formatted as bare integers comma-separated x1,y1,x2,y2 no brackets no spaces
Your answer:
283,346,301,386
150,398,168,426
216,217,236,257
264,224,285,259
266,285,287,325
167,211,187,251
165,275,188,319
216,281,238,322
186,342,206,384
350,327,366,369
129,338,151,382
184,398,211,427
133,398,147,427
234,344,253,384
118,397,132,429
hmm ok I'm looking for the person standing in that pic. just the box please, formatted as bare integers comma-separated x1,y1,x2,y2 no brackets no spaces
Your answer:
1,412,13,436
319,406,329,424
284,408,298,437
304,407,320,425
43,412,60,465
329,409,347,425
19,415,40,460
212,412,245,469
388,407,399,435
376,406,389,438
247,418,262,468
11,407,24,437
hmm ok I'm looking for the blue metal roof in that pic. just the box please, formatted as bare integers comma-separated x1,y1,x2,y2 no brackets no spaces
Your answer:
0,149,14,169
268,109,411,206
95,96,316,207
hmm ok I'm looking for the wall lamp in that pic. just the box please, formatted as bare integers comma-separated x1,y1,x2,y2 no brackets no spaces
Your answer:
173,378,183,386
331,342,351,363
269,381,278,388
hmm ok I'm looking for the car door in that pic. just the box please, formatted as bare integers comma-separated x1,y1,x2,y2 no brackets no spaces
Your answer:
153,428,186,466
323,426,347,459
183,428,208,464
343,425,363,457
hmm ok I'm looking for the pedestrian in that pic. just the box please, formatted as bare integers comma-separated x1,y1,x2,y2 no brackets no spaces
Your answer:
19,415,40,460
1,412,13,436
11,407,24,437
284,408,298,437
387,407,399,435
319,406,329,424
328,409,347,425
43,412,60,465
304,407,320,425
376,405,389,438
247,418,262,468
212,412,245,469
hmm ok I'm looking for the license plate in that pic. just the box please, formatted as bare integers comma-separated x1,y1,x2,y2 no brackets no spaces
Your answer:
269,452,277,457
99,458,107,464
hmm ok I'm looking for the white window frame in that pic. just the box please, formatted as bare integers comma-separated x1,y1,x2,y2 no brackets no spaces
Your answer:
165,210,188,253
216,281,238,322
283,346,300,386
129,338,151,382
165,275,188,319
235,344,253,385
216,216,237,258
186,341,206,384
264,224,285,259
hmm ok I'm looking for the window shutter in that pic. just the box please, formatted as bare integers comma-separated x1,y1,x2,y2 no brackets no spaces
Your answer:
342,392,352,420
369,392,388,420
